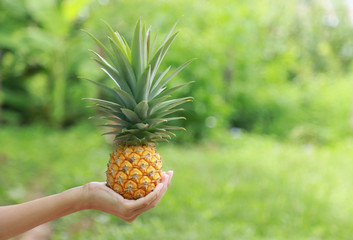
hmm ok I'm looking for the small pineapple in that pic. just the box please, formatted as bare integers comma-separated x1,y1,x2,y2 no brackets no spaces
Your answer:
84,20,194,199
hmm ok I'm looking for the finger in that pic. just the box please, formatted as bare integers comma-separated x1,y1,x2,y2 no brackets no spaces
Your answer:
129,171,172,215
166,171,173,187
121,181,164,215
130,183,165,216
132,173,170,214
131,182,164,209
142,173,170,210
157,172,170,198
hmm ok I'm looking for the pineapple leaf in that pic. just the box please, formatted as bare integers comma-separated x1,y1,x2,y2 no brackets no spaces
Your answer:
150,66,171,95
157,19,180,53
151,108,184,118
165,130,177,137
142,128,175,140
93,103,121,113
142,65,152,101
115,133,149,144
81,78,126,107
164,116,186,121
152,129,176,137
131,20,146,79
113,88,137,109
102,130,123,136
149,32,178,84
90,50,120,79
148,95,171,113
155,132,172,139
83,30,121,72
152,137,169,142
108,38,136,92
98,123,126,128
146,26,152,62
150,87,166,101
121,108,142,122
134,100,149,119
150,58,196,98
95,106,127,121
102,20,130,59
122,129,141,134
135,123,149,129
157,125,186,131
91,52,133,94
136,65,152,102
96,116,132,127
147,121,171,128
150,97,192,115
85,20,194,144
153,81,194,100
83,98,122,107
149,33,158,62
145,118,167,126
98,65,121,87
147,117,186,127
141,130,163,139
143,24,148,67
83,30,111,54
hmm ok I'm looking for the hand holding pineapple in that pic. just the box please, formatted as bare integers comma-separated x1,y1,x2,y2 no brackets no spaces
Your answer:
0,171,173,239
82,171,173,222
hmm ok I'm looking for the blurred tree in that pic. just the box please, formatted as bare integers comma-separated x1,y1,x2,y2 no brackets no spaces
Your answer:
1,0,353,142
0,0,96,126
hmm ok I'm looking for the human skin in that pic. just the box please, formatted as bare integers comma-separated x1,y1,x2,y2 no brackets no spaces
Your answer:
0,171,173,240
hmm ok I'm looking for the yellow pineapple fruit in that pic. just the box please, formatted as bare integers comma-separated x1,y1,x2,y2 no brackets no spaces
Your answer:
106,144,162,199
84,20,194,199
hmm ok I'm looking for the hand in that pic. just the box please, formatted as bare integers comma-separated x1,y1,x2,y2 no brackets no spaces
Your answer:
0,173,173,239
82,171,173,222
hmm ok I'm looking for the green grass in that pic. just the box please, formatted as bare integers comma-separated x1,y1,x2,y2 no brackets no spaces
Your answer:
1,124,353,239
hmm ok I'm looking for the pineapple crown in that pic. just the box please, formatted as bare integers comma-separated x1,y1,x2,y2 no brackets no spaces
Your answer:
83,19,195,145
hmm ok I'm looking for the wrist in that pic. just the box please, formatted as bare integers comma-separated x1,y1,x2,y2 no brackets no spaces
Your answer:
63,185,90,211
80,183,95,210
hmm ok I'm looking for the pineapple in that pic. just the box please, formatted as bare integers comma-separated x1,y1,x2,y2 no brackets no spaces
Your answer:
84,20,194,199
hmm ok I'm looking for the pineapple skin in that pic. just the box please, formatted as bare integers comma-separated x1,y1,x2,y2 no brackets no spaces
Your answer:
106,144,162,199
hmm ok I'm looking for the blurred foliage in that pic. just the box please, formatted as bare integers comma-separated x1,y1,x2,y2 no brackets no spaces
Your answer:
1,0,353,143
2,125,353,239
2,1,353,238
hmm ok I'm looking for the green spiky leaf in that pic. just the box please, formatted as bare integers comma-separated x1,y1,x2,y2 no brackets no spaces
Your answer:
84,19,194,144
134,100,149,119
121,108,141,123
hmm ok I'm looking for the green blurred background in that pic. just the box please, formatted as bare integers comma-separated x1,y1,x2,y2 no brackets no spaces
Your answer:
1,0,353,239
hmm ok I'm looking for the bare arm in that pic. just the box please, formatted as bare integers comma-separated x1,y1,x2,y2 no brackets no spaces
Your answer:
0,171,173,240
0,186,84,239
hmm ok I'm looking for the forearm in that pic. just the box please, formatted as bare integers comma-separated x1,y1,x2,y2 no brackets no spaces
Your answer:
0,186,85,240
